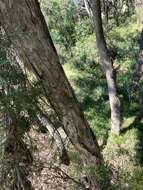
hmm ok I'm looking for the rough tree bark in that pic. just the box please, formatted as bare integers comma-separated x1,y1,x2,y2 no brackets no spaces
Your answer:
88,0,121,135
0,0,103,189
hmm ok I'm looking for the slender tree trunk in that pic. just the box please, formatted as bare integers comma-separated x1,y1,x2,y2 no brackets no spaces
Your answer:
0,0,103,189
88,0,121,135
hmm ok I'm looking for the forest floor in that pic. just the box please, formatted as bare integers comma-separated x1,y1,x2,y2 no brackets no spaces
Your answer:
29,120,143,190
29,129,81,190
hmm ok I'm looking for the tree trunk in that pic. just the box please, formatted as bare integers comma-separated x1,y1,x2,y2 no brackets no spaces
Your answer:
89,0,121,135
0,0,103,189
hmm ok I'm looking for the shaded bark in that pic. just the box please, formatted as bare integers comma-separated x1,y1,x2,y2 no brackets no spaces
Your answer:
37,113,70,166
0,0,103,189
88,0,121,135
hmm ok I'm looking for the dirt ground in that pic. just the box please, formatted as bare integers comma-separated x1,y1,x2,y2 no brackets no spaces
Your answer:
29,129,79,190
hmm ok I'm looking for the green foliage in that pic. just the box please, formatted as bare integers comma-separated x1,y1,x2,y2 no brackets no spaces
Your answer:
53,6,143,187
103,127,143,189
85,107,109,137
85,164,110,189
0,51,42,134
129,168,143,190
102,0,135,27
46,0,142,142
45,0,76,49
74,19,93,41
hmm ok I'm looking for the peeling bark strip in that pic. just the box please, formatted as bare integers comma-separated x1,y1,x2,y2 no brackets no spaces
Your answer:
88,0,121,134
0,0,103,189
37,114,70,166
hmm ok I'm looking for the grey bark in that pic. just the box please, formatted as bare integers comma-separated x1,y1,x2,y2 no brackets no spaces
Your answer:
88,0,121,134
37,114,70,165
0,0,103,189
